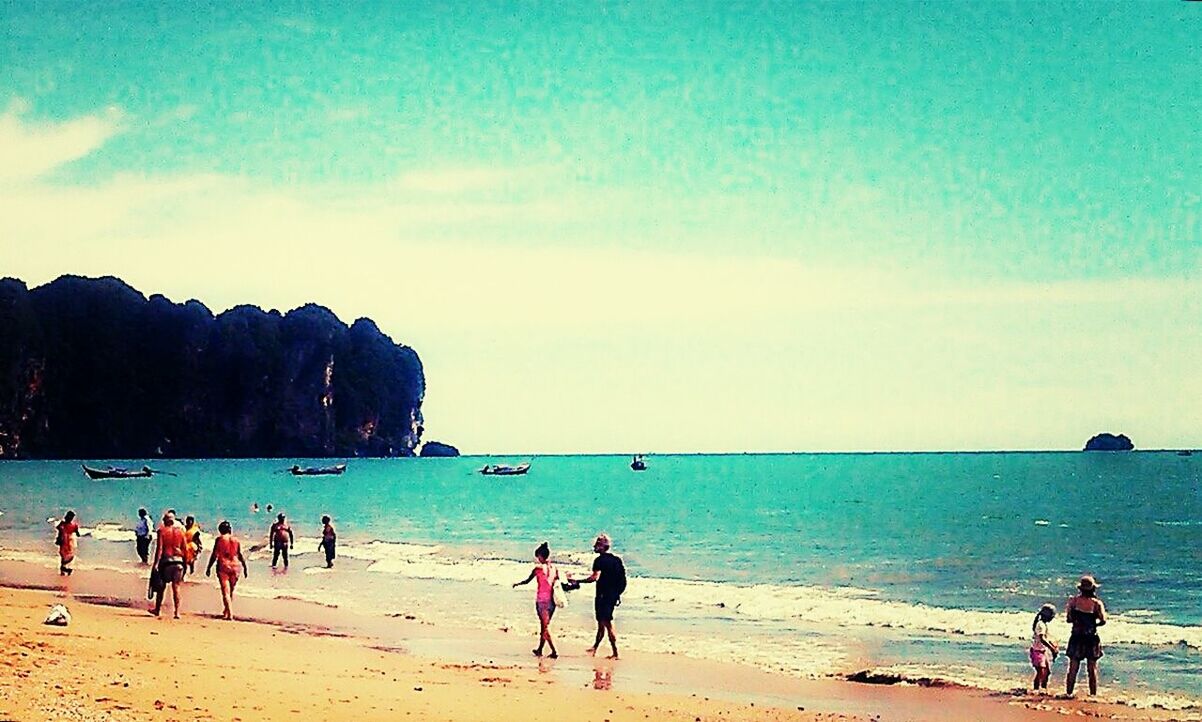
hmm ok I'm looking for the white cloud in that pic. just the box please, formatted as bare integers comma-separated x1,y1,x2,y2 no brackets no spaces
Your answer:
0,100,124,184
3,105,1200,452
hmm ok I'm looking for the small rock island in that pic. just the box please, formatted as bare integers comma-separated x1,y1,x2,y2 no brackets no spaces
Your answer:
419,441,460,457
1083,433,1134,452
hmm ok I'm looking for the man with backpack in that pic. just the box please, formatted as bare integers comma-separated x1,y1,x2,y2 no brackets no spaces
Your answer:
570,533,626,659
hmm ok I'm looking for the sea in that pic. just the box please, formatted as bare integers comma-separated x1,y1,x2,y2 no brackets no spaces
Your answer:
1,453,1199,711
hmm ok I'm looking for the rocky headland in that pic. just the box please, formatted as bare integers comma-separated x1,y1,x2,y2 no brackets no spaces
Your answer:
0,275,431,459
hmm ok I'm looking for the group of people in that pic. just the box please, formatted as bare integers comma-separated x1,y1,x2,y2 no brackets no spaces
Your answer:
512,533,627,660
1029,575,1108,696
56,511,1111,691
133,508,203,572
53,508,337,621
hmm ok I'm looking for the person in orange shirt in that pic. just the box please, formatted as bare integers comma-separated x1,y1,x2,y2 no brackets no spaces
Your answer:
152,511,188,619
206,520,248,620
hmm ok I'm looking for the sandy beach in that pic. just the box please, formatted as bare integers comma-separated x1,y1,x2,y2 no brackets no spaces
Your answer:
0,560,1187,722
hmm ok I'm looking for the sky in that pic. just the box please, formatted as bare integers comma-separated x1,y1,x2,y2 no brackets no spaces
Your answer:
1,1,1199,453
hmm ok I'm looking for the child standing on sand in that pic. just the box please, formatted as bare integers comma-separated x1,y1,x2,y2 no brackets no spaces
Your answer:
1029,603,1058,690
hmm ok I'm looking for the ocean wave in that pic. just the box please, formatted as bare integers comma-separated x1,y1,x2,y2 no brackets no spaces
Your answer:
80,523,136,543
311,539,1202,651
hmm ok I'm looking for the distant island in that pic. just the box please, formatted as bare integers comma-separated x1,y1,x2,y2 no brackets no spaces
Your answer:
0,275,440,459
1083,433,1134,452
420,441,460,457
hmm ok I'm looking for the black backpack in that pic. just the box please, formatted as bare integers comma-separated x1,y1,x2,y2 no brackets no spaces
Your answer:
612,556,627,597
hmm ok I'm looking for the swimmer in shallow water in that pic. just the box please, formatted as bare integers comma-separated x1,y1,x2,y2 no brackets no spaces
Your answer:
269,513,293,569
319,515,336,568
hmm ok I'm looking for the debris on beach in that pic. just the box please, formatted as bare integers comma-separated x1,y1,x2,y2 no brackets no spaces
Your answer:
43,604,71,626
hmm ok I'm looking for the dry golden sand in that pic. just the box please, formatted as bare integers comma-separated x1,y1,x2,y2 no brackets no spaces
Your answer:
0,585,1186,722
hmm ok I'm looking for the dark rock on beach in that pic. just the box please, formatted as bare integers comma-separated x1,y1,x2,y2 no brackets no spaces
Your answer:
0,275,426,459
845,670,951,688
1083,433,1135,452
419,441,460,457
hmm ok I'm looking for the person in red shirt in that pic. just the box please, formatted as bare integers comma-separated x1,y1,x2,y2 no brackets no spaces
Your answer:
55,511,80,576
152,511,188,618
206,520,248,620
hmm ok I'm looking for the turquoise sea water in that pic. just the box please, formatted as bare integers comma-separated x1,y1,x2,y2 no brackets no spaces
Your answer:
1,453,1199,710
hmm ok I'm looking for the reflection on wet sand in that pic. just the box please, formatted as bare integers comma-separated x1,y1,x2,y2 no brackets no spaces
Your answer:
593,665,613,691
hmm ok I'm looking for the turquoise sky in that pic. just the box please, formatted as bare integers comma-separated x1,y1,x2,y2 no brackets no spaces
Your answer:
2,2,1199,452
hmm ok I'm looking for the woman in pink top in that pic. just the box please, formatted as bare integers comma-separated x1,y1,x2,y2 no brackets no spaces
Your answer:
513,541,559,658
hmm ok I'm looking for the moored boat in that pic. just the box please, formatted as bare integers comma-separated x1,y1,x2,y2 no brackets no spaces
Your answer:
480,463,530,476
630,454,647,471
81,464,155,480
289,463,347,476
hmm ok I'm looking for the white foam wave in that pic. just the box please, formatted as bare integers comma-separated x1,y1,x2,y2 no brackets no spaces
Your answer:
340,539,582,586
78,522,218,550
80,523,134,543
319,540,1202,651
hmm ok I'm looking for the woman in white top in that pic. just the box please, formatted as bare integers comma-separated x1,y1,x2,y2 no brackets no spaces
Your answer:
1029,603,1059,690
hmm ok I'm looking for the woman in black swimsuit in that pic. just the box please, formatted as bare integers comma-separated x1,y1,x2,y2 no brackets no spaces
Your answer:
1065,575,1107,696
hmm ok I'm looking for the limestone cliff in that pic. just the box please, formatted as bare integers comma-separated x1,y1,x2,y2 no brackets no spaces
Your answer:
0,276,426,458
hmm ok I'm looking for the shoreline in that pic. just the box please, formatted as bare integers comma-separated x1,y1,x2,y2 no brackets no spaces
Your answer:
0,559,1186,722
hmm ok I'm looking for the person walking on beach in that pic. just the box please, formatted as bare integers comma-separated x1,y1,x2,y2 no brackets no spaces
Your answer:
569,533,626,659
513,541,560,658
1029,603,1058,691
183,515,203,576
269,513,293,569
1065,575,1107,696
152,511,188,618
55,510,80,576
134,508,152,564
319,515,336,568
206,520,248,620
